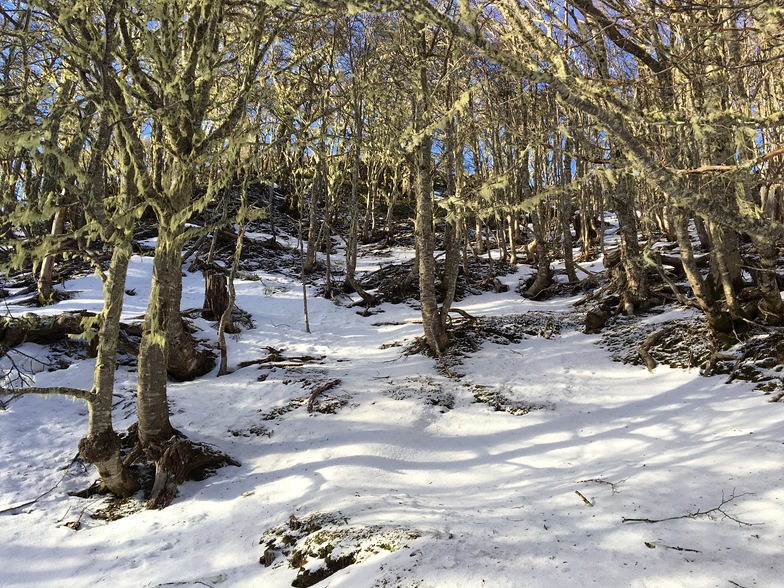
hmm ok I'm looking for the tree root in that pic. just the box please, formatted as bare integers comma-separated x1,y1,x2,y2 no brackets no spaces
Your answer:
638,324,679,372
146,436,240,509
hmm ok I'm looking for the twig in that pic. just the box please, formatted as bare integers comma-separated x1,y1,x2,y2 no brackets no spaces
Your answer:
673,146,784,175
575,490,593,507
578,477,627,494
644,541,701,553
0,458,76,515
307,379,341,413
622,490,757,526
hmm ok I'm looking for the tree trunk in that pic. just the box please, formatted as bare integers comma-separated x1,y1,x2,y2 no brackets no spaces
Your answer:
672,207,732,333
78,241,139,497
414,135,449,354
707,222,744,318
136,220,181,447
560,143,578,282
693,214,711,251
37,206,68,305
611,178,649,313
525,203,553,298
560,201,578,282
751,235,784,324
343,190,375,303
218,222,244,376
507,214,518,264
303,160,322,275
439,112,463,324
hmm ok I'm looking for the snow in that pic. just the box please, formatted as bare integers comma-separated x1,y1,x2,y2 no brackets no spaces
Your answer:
1,249,783,588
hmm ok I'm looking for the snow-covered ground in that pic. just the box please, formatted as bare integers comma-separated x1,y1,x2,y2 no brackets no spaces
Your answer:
1,247,782,588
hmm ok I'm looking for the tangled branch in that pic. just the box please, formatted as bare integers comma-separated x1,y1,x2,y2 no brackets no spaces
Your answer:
622,490,758,526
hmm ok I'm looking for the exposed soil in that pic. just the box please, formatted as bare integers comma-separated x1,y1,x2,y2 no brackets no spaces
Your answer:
259,511,421,588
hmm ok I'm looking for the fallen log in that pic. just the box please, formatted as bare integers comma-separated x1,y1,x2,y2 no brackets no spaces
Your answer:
0,311,212,381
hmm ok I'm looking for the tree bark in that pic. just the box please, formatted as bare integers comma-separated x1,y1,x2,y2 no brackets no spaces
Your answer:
79,241,139,497
672,207,732,333
136,218,181,447
414,133,449,354
751,235,784,324
37,206,68,305
525,203,553,298
613,184,649,313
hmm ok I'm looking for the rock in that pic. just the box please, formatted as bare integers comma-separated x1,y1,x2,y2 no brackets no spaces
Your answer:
585,307,609,333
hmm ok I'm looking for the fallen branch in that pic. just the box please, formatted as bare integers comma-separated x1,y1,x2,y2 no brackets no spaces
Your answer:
448,307,478,322
182,234,209,263
725,349,755,384
622,490,756,526
573,263,601,278
701,351,739,378
652,253,691,307
237,348,325,370
573,282,612,307
307,379,341,413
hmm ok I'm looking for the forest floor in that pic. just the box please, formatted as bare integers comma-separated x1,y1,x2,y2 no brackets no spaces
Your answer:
1,214,783,588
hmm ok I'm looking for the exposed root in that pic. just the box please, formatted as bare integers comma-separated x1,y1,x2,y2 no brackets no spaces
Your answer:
638,324,679,372
146,437,240,510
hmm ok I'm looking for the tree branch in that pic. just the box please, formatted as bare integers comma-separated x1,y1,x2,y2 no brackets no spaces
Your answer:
0,386,93,402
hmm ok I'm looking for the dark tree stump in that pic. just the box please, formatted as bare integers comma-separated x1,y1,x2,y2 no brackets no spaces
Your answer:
202,271,229,321
167,318,215,381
